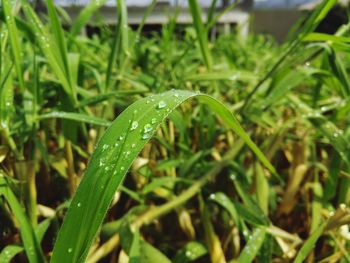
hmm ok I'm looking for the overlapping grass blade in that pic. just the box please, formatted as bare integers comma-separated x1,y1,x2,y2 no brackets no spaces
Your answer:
242,0,337,110
0,218,53,263
0,175,46,263
51,90,275,262
288,94,350,165
20,0,76,104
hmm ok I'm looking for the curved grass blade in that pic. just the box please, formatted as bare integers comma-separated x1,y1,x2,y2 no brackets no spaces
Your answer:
0,245,23,263
237,227,266,263
51,90,275,263
208,192,241,230
37,112,111,126
0,175,46,263
70,0,107,37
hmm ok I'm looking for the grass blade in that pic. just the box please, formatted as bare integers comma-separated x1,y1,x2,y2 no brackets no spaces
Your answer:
0,245,23,263
51,90,275,262
188,0,213,70
293,223,327,263
209,192,241,230
20,0,76,104
237,227,266,263
37,111,111,127
3,0,24,91
0,175,46,263
70,0,107,37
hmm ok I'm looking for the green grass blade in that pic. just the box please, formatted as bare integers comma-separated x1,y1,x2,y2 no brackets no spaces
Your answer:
139,240,172,263
104,0,128,92
37,112,111,126
208,192,241,230
293,223,327,263
188,0,213,70
3,0,25,91
46,0,70,81
237,227,266,263
0,245,23,263
173,242,207,263
327,47,350,97
0,65,14,130
0,175,46,263
70,0,107,37
51,90,275,262
0,218,53,263
20,1,76,104
242,0,337,110
135,0,157,37
289,95,350,165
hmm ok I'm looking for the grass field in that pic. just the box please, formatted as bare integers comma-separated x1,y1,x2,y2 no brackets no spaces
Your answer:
1,0,350,262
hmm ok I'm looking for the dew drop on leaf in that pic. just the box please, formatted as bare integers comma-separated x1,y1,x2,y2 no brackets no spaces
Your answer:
130,121,138,131
144,124,153,133
157,100,167,109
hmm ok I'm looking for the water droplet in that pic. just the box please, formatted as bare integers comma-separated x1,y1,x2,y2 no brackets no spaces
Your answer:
157,100,167,109
68,248,73,253
114,143,119,147
130,121,138,131
119,136,124,141
120,166,125,171
144,124,153,133
77,202,81,207
209,193,216,199
142,133,151,140
102,144,109,151
333,132,339,138
151,118,157,124
131,143,136,148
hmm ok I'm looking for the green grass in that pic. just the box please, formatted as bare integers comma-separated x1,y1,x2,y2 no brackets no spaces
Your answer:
0,0,350,262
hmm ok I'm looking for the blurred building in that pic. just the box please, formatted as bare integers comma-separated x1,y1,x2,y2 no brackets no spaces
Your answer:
51,0,325,41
